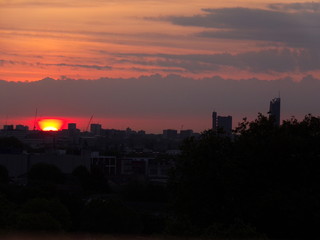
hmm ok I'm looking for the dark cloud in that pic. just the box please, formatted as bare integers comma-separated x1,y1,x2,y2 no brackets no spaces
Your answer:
128,67,185,73
0,59,31,66
268,2,320,12
0,52,43,58
39,63,112,70
162,7,320,48
0,59,112,71
1,75,320,127
115,48,320,73
168,8,293,29
158,5,320,73
197,28,320,49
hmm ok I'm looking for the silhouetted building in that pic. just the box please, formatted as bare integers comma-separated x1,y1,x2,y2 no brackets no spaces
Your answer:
180,129,193,139
119,157,172,181
212,111,217,131
217,116,232,136
268,97,281,126
0,153,91,180
68,123,77,131
16,125,29,131
163,129,178,138
91,153,117,176
67,123,80,138
212,111,232,136
126,127,136,136
148,158,174,181
121,157,149,176
138,130,146,135
3,125,14,131
90,123,102,136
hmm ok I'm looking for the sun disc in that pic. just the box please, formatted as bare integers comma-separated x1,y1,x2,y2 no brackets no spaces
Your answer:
38,118,64,131
43,126,58,131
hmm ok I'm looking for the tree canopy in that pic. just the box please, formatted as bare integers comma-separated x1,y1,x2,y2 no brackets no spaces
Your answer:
168,114,320,238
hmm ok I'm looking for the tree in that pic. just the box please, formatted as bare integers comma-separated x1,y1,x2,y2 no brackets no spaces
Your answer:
168,114,320,238
0,165,9,184
28,163,65,185
234,114,320,237
80,198,143,234
0,194,16,230
0,137,25,154
72,165,109,194
168,130,235,234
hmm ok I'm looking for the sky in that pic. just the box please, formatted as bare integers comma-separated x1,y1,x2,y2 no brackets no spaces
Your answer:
1,0,320,132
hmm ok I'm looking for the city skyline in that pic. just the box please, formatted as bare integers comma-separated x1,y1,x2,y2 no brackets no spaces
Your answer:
1,75,319,133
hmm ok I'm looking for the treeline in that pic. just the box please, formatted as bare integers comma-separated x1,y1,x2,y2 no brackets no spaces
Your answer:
0,162,167,235
1,114,320,238
168,114,320,238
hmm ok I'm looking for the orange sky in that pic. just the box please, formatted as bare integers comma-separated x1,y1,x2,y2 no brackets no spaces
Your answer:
1,0,318,82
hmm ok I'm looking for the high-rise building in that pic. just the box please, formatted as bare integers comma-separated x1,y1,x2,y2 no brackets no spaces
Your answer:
67,123,79,136
16,125,29,131
212,111,232,136
163,129,178,139
68,123,77,131
217,116,232,135
212,111,217,131
268,97,281,126
180,129,193,139
3,125,14,131
90,123,102,136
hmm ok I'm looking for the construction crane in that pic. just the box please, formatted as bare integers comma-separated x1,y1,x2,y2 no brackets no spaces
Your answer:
86,114,94,132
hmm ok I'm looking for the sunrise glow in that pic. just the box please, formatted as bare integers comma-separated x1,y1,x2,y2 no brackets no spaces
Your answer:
38,119,64,131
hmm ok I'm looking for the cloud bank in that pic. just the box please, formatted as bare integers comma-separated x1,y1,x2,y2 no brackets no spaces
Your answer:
115,48,319,73
164,6,320,48
1,75,320,132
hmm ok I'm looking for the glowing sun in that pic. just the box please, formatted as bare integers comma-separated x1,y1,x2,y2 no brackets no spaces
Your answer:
38,119,64,131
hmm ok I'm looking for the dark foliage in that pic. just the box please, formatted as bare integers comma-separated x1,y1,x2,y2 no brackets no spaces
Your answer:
0,194,16,230
168,114,320,238
16,198,71,231
0,137,25,154
121,181,167,202
80,198,143,234
28,163,65,185
0,165,9,184
72,165,109,194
